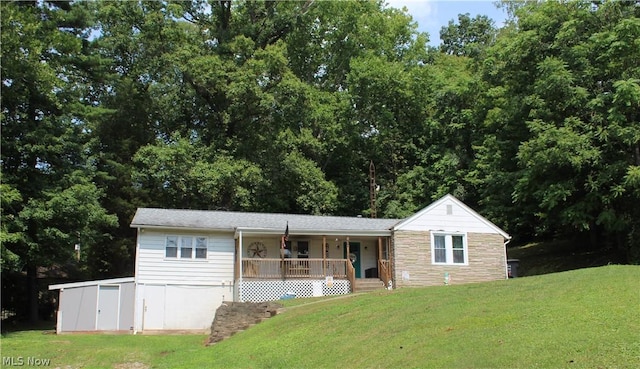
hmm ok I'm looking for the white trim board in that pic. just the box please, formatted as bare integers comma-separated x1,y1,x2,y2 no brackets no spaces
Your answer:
49,277,135,291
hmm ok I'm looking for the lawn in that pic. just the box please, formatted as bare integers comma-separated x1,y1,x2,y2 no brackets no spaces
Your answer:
2,265,639,368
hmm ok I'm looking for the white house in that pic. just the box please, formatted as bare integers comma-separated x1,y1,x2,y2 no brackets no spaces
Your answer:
49,194,510,333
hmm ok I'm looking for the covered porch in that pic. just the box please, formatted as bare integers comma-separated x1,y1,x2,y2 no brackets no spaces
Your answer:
235,228,393,301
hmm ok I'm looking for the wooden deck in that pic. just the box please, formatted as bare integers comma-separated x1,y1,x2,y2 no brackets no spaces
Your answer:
242,258,349,279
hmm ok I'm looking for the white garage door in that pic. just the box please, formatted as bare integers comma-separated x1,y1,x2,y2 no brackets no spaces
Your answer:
141,284,227,331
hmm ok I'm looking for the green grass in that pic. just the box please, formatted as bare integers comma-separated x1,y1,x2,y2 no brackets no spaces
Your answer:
2,266,639,368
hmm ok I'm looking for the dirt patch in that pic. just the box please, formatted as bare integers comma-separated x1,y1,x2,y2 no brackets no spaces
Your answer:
113,362,149,369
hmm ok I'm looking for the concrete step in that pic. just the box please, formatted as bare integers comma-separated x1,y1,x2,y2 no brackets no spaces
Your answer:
354,279,385,292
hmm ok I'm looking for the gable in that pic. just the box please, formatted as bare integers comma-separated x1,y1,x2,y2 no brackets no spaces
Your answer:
393,194,510,239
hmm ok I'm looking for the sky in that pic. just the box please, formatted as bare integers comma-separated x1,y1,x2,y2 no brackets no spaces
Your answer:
384,0,508,46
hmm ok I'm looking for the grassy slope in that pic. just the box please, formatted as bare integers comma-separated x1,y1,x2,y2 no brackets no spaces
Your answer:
2,266,638,368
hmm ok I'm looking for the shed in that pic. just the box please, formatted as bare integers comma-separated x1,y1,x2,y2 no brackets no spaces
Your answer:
49,277,135,333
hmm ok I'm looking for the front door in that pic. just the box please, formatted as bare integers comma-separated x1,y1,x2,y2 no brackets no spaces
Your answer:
97,285,119,330
344,242,361,278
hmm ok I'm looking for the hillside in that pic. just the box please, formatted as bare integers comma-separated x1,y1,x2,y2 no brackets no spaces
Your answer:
2,266,638,368
180,265,640,368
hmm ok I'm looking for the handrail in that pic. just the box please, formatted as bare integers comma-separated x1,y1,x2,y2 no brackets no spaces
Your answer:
242,258,348,279
378,259,391,288
346,260,355,292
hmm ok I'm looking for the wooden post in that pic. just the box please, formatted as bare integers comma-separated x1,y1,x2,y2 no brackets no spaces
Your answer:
322,235,327,276
346,236,350,262
281,235,286,280
377,237,382,262
388,237,393,287
346,236,353,292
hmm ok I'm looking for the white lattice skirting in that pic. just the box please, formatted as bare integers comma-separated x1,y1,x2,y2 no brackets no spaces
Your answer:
240,279,351,302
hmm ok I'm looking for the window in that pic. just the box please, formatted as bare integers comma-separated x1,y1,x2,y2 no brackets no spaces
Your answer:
452,235,464,263
434,235,446,263
431,233,467,265
165,236,207,260
181,237,193,258
195,237,207,259
165,236,178,258
297,241,309,258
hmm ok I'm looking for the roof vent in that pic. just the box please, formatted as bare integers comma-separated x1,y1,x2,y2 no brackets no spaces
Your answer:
446,204,453,215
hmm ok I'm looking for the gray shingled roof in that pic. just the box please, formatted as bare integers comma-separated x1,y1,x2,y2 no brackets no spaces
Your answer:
131,208,401,234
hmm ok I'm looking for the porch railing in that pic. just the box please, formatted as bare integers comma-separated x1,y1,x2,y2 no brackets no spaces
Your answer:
346,260,355,292
242,258,349,279
378,259,391,288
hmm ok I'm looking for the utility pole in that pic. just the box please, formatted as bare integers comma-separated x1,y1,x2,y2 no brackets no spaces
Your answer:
75,231,80,261
369,160,377,218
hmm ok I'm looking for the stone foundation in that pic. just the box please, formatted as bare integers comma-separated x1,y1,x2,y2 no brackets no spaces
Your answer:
207,301,283,345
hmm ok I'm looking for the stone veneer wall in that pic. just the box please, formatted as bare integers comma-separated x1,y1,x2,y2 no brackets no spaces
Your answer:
207,301,283,345
393,231,506,287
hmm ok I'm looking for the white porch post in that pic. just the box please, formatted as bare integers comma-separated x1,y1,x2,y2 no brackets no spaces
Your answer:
238,230,244,302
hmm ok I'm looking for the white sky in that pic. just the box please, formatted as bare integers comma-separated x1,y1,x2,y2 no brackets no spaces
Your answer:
384,0,508,46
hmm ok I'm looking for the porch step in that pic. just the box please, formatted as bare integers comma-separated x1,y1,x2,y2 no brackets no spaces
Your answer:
354,278,385,293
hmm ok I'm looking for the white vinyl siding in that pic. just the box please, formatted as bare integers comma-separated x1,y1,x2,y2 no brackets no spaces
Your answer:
431,233,467,265
137,230,234,285
394,196,508,238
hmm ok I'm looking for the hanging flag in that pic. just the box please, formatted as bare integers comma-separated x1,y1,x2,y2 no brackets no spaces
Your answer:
281,222,290,258
284,222,289,241
282,222,289,248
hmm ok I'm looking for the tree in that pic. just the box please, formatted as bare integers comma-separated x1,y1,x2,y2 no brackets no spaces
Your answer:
1,1,117,321
88,0,430,218
440,13,496,57
132,134,265,211
475,0,640,258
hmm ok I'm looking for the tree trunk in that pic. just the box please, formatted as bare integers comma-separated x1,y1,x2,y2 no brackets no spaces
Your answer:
27,264,39,323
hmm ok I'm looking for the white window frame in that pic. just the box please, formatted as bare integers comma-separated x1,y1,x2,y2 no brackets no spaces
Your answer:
165,235,207,260
430,232,468,265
